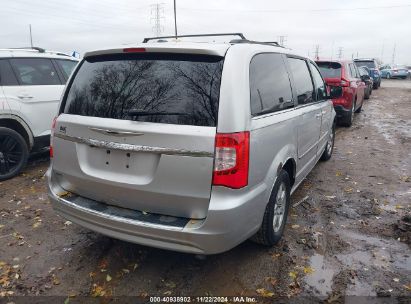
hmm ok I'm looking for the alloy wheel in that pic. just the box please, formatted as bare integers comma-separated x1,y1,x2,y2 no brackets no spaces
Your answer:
0,135,24,176
273,182,287,232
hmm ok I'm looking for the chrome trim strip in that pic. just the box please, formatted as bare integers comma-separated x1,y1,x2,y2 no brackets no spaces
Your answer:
55,133,214,158
89,127,144,137
54,195,184,232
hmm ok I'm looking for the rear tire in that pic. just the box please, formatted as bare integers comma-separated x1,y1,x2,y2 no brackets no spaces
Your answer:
364,88,370,100
321,122,335,161
0,127,28,181
341,101,355,127
252,170,291,246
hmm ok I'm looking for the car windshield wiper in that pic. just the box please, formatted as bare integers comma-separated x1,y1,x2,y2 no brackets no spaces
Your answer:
127,109,189,116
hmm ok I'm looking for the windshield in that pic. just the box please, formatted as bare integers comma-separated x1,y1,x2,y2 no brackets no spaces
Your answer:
354,61,376,69
63,53,224,127
316,62,342,78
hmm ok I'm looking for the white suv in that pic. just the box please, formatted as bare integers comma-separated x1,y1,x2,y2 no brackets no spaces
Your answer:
0,48,79,180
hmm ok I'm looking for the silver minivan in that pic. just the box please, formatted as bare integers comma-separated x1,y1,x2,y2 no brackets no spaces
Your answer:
48,34,338,254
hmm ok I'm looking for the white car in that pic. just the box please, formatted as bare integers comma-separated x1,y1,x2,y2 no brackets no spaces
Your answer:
0,47,78,180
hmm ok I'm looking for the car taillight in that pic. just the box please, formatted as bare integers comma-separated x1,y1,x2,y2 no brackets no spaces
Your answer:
340,78,350,87
123,48,146,53
212,132,250,189
50,116,58,158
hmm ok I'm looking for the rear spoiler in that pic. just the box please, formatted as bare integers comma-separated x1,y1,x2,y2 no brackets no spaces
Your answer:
84,46,227,58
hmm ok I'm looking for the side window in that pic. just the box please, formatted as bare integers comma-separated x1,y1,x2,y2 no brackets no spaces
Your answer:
0,60,19,86
288,57,314,105
249,53,293,116
9,58,61,86
349,64,358,78
55,60,78,80
309,62,326,101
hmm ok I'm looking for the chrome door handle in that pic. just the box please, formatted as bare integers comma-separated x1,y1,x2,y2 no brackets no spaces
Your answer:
315,113,322,119
321,111,327,114
17,95,33,99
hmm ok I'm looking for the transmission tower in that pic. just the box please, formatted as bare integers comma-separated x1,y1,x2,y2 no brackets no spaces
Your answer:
337,47,343,59
277,35,287,47
314,44,320,60
391,43,396,64
151,3,165,37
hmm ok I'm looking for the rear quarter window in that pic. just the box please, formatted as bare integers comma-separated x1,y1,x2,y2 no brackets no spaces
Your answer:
249,53,293,116
63,53,224,127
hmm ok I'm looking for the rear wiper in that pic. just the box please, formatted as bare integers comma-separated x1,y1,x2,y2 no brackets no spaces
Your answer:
127,109,189,116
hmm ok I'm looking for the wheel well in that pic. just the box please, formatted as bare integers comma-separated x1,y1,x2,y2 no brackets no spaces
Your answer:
282,159,296,187
0,119,30,148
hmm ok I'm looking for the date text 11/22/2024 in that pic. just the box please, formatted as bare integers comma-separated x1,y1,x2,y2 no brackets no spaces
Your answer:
149,296,258,303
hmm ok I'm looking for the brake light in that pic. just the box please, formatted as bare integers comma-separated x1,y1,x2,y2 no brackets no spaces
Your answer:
340,78,350,87
123,48,146,53
50,116,58,158
212,132,250,189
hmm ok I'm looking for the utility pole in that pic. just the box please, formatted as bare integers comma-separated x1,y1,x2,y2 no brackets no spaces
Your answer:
150,3,165,37
391,43,396,64
29,24,33,48
173,0,178,38
278,35,287,47
314,44,320,60
337,47,343,59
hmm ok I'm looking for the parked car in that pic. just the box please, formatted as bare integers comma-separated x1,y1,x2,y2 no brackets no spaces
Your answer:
48,34,338,254
0,47,79,180
380,64,408,79
354,58,381,89
358,66,373,100
316,60,366,127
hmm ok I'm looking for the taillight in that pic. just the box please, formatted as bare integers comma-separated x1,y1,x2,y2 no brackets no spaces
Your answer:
340,78,350,87
123,48,146,53
50,116,58,158
212,132,250,189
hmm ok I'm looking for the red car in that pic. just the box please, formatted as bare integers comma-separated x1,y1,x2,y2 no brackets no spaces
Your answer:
316,60,366,127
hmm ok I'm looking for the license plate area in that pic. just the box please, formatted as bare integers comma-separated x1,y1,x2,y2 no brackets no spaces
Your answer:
77,144,160,184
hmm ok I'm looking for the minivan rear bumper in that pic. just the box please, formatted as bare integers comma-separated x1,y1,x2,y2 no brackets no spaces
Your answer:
47,169,266,255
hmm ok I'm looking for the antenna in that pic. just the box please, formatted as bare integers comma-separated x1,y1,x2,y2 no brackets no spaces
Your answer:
150,3,165,37
29,24,33,48
173,0,178,38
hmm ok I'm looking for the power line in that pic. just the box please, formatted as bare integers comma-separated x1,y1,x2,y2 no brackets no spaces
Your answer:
178,4,411,13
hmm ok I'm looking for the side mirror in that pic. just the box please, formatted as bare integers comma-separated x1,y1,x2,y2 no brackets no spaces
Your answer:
361,75,370,81
328,85,343,99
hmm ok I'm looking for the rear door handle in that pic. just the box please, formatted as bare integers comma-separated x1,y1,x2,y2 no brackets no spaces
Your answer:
17,95,33,99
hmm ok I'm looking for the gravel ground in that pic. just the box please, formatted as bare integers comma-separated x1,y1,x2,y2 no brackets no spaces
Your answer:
0,79,410,303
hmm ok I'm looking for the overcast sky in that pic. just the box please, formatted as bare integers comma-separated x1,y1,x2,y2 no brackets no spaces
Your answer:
1,0,411,64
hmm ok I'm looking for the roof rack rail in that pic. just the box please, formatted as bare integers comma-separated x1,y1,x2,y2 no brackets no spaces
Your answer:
7,47,46,53
229,39,284,48
143,33,246,43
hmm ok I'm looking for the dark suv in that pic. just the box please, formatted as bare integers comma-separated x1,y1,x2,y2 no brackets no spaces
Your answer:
354,58,381,89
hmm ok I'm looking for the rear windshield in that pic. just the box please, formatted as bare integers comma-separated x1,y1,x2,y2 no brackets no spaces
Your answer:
354,61,376,69
317,62,342,78
63,53,224,127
